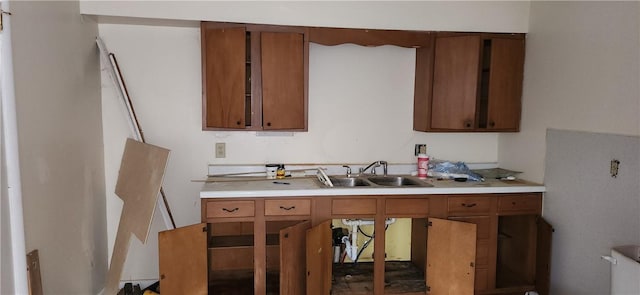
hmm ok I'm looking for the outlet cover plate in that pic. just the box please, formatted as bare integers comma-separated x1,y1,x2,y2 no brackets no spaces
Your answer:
215,143,226,158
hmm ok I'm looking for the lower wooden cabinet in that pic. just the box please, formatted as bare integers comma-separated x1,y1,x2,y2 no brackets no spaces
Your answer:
162,194,551,295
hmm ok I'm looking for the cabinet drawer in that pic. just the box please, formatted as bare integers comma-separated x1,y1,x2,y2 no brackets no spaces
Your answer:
332,198,377,215
206,200,255,218
498,195,541,215
385,198,429,215
265,199,311,216
448,196,492,215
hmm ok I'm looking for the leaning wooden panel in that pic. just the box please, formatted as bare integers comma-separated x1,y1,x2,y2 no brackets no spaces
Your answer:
114,138,170,242
159,223,207,295
106,139,170,294
427,218,477,295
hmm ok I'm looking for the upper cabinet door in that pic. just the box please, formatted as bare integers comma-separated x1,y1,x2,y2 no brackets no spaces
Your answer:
486,37,525,130
201,25,246,129
280,220,312,295
427,218,477,295
261,31,306,130
431,35,481,130
306,220,332,295
159,223,208,295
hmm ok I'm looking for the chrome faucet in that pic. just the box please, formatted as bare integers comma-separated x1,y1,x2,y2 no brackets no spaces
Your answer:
359,161,388,176
342,165,352,177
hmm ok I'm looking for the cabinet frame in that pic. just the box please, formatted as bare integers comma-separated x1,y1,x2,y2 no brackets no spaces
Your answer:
413,32,525,132
169,193,548,295
201,22,309,131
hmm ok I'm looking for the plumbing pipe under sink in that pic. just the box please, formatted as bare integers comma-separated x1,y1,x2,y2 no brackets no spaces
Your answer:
340,218,396,262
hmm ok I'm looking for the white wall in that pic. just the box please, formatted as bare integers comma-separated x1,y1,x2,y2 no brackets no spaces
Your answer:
499,1,640,183
100,23,501,282
82,1,530,33
8,1,107,294
96,1,531,283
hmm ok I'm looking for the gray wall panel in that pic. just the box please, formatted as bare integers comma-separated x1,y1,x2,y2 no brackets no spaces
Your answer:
545,129,640,295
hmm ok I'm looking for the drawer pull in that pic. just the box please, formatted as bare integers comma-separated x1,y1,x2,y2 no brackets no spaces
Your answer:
279,206,296,211
512,201,517,205
461,203,477,208
222,207,239,213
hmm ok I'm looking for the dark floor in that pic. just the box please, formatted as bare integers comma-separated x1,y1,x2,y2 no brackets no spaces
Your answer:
332,261,426,295
208,261,426,295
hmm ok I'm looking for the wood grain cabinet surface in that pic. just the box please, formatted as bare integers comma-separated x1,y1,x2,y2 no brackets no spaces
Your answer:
448,195,493,215
385,198,430,216
162,193,550,295
205,200,255,219
264,199,311,216
201,22,308,131
414,33,525,132
497,194,542,215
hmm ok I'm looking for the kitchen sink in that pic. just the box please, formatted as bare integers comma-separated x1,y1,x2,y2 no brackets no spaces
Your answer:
366,176,427,187
322,175,432,188
329,176,371,187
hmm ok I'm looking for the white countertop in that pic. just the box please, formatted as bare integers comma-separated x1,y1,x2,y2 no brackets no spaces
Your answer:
199,176,546,198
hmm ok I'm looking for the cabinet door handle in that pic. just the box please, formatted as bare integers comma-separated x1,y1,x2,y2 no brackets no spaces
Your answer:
461,203,477,208
236,121,241,126
222,207,239,213
464,121,473,128
279,206,296,211
266,122,272,127
489,121,496,128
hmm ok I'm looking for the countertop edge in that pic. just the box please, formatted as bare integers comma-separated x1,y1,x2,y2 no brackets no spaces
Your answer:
200,185,546,199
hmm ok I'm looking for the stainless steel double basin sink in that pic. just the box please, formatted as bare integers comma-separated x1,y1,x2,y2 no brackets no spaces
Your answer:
325,175,433,188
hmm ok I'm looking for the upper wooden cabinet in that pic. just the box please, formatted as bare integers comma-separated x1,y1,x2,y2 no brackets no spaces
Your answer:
201,22,309,131
414,33,525,132
201,21,524,133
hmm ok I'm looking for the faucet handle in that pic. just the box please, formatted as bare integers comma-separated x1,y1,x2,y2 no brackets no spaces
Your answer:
379,161,388,176
342,165,352,177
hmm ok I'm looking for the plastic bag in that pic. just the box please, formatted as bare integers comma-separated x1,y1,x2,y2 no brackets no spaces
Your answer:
427,159,484,181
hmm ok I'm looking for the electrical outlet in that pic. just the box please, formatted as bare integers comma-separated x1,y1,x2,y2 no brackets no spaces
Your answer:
215,142,226,158
610,159,620,178
414,144,427,156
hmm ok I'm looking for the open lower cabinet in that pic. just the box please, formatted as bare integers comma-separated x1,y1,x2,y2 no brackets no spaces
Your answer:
158,218,477,295
159,220,311,295
306,218,478,295
495,215,553,295
164,194,552,295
